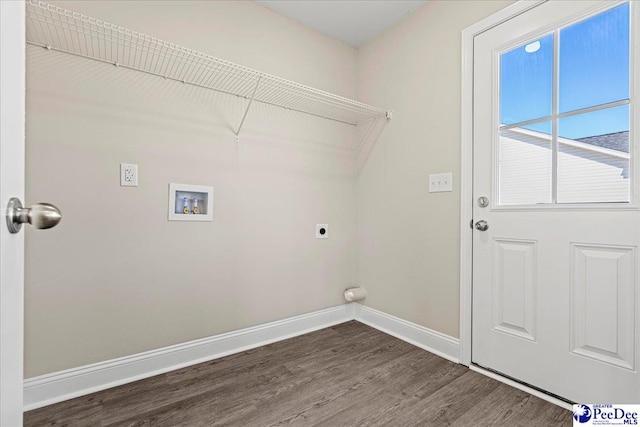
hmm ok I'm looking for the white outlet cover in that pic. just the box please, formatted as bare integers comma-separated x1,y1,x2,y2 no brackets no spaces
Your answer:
121,163,138,187
316,224,329,239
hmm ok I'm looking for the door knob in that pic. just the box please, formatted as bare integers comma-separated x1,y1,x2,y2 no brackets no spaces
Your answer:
6,198,62,234
474,220,489,231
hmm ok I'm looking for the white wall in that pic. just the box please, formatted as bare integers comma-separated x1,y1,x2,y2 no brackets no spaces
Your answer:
357,0,513,338
25,0,522,378
25,1,358,378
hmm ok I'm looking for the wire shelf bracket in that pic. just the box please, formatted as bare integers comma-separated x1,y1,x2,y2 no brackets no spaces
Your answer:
25,0,392,148
234,77,261,142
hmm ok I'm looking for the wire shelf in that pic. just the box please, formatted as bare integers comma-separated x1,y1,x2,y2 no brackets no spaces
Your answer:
25,0,391,142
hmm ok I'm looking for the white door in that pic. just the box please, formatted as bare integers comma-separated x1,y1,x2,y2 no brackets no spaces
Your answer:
473,1,640,404
1,1,26,425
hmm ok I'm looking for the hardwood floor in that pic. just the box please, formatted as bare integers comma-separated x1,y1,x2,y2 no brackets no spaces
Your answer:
24,321,571,426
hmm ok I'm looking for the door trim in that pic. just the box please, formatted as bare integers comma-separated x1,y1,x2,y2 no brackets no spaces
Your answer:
459,0,546,367
0,0,26,424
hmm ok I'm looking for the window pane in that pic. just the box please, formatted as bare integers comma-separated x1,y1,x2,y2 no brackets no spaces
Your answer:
559,4,629,113
523,121,552,135
558,106,629,203
500,34,553,125
499,124,552,205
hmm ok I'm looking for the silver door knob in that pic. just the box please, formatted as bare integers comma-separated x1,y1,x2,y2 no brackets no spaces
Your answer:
6,198,62,234
474,220,489,231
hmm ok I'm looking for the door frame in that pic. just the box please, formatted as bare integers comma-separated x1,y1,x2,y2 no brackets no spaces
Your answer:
0,0,26,424
459,0,546,368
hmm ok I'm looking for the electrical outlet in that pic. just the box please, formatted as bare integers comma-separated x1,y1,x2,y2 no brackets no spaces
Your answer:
316,224,328,239
429,172,452,193
120,163,138,187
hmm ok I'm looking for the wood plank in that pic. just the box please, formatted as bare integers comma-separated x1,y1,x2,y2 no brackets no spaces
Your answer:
314,354,468,427
451,383,570,427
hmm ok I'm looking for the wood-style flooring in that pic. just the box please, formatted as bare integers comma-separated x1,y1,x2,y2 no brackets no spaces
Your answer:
24,321,571,426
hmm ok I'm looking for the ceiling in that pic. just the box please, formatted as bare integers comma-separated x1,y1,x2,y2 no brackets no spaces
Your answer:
254,1,428,48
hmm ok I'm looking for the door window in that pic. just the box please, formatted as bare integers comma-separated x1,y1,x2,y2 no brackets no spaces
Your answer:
498,3,630,205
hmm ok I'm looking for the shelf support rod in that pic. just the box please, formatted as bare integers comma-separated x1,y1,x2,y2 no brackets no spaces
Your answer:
235,77,262,142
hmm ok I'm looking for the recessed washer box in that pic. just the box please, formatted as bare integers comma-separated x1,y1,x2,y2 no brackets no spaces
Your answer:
168,183,213,221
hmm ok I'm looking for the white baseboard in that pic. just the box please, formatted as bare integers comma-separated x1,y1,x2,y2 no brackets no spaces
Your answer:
24,304,354,411
24,303,464,412
25,301,574,414
354,305,460,363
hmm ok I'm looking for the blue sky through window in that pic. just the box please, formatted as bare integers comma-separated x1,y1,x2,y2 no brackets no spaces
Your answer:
500,34,553,125
500,3,629,140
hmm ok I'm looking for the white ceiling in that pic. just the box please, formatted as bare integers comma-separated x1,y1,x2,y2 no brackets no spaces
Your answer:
254,1,428,48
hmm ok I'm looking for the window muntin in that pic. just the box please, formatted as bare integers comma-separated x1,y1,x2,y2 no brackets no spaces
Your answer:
497,3,631,206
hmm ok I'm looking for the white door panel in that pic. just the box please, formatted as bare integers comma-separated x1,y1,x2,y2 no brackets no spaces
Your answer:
571,243,635,371
491,238,537,342
473,0,640,404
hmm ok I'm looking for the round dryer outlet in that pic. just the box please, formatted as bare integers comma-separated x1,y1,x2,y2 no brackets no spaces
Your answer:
316,224,328,239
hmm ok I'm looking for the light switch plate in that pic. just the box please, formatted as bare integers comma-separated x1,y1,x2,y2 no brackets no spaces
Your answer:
429,172,452,193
